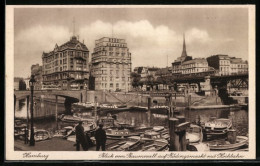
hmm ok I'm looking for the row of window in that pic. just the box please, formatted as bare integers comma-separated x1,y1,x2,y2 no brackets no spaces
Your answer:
44,51,88,63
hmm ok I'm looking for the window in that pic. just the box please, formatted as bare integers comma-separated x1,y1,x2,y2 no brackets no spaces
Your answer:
110,77,113,81
116,83,119,88
110,83,113,88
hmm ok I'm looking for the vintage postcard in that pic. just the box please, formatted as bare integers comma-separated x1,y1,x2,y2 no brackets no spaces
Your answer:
5,5,255,160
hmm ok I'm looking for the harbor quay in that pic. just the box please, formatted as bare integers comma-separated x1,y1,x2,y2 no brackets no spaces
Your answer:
14,89,248,152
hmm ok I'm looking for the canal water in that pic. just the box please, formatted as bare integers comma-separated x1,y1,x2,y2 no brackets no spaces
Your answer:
15,98,248,136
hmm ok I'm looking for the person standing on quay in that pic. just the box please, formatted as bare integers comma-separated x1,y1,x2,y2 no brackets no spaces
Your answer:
95,124,106,151
75,121,88,151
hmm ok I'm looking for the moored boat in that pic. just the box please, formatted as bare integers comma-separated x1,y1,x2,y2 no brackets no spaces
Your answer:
106,136,142,151
106,128,140,139
138,131,168,151
28,129,51,142
208,136,248,151
203,118,232,136
186,124,203,143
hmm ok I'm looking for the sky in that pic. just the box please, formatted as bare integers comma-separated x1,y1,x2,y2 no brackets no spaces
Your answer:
14,7,249,78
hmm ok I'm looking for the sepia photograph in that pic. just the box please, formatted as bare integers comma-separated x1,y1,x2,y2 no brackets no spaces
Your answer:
5,5,255,160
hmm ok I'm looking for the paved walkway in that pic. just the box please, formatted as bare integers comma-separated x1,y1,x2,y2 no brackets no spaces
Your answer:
15,137,83,151
14,137,118,151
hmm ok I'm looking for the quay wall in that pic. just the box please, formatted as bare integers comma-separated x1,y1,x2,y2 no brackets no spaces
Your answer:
85,91,223,107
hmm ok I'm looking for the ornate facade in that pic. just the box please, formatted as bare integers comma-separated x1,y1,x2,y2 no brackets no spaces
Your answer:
42,36,89,90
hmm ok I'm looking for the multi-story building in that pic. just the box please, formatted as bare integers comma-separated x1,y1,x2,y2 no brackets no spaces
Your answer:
230,57,248,75
42,36,90,90
181,58,208,75
31,64,43,90
91,37,132,91
207,54,231,76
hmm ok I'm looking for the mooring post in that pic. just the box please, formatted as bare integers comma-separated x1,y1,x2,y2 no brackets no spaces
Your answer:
147,96,151,127
227,129,237,144
55,95,58,129
169,118,179,151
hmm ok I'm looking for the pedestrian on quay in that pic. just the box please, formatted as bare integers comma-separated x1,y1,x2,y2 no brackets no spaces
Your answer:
75,121,88,151
95,124,106,151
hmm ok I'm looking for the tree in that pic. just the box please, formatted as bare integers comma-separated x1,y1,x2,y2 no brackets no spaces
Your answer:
146,74,155,87
131,72,141,88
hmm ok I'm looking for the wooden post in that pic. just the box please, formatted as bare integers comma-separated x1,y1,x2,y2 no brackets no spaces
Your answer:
169,118,179,151
227,129,237,144
147,97,151,127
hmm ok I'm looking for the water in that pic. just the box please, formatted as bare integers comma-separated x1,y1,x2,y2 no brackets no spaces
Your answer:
15,99,248,136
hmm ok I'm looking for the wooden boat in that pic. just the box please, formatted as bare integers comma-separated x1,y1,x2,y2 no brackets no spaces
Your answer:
114,122,135,130
106,128,140,139
186,124,203,143
139,141,168,151
203,118,232,136
59,114,96,124
53,126,74,138
208,136,248,151
152,126,165,132
28,129,51,142
138,131,168,151
106,136,142,151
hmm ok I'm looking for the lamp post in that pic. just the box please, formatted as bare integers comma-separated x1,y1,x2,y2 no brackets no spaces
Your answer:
29,75,36,146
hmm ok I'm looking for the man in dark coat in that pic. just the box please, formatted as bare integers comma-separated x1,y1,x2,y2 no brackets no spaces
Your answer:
95,124,106,151
75,121,88,151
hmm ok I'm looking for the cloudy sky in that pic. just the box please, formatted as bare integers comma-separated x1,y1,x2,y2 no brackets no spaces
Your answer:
14,7,249,78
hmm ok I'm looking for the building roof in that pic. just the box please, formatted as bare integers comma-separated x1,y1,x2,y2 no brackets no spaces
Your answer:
208,54,230,60
182,58,207,65
59,36,89,51
42,36,89,57
230,57,247,64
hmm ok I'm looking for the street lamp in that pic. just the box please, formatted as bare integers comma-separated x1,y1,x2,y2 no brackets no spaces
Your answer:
29,75,36,146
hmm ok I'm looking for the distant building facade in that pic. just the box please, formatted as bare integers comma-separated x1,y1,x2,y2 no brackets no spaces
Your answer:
31,64,43,90
206,54,231,76
91,37,132,91
230,57,248,75
42,36,90,90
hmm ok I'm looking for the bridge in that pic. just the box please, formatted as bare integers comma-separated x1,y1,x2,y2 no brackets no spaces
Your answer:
14,90,87,102
171,73,248,89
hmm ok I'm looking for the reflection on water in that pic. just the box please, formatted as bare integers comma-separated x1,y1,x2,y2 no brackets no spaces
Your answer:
15,98,65,119
15,99,248,136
